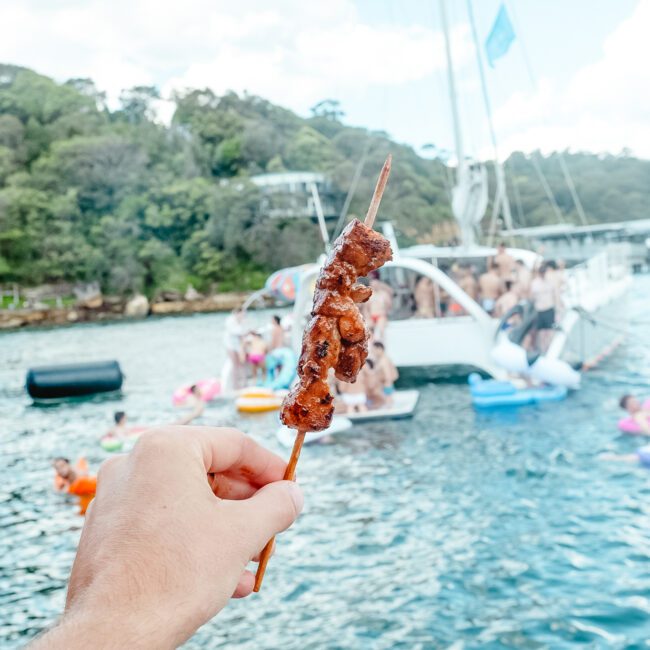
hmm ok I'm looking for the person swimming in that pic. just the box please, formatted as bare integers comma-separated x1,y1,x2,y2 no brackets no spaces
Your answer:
105,411,128,438
600,445,650,468
52,457,96,515
620,394,650,435
174,384,206,425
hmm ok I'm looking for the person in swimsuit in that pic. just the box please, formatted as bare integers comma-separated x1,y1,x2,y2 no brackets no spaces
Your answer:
175,385,206,425
530,263,557,352
269,315,285,350
367,276,392,341
104,411,128,440
478,262,501,315
53,457,96,515
372,341,398,406
413,276,435,318
620,395,650,435
494,280,519,319
600,445,650,467
245,332,267,382
513,259,532,300
53,457,87,492
337,373,368,413
492,242,515,280
364,359,387,410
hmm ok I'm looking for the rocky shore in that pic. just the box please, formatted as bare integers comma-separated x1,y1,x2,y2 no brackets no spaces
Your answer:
0,291,264,331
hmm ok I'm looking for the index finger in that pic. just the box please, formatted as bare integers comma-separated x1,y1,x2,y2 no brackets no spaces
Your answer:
167,425,287,487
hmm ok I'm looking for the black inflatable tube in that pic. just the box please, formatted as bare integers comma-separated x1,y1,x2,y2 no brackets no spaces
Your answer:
26,360,123,399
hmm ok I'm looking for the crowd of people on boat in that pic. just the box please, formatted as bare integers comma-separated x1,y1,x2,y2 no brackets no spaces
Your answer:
401,243,566,353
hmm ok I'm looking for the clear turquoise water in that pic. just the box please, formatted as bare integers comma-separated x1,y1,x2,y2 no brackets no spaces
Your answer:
2,277,650,649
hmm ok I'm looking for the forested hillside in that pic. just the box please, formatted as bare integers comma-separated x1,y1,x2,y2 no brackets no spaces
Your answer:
0,64,648,295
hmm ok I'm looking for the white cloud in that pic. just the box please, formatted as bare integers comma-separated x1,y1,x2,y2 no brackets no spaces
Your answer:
493,0,650,157
0,0,473,120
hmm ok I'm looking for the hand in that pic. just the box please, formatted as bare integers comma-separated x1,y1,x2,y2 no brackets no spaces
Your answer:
33,426,303,649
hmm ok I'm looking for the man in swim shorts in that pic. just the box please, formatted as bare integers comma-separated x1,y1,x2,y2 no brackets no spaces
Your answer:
34,427,303,647
478,262,501,315
372,341,398,406
620,394,650,435
364,359,387,410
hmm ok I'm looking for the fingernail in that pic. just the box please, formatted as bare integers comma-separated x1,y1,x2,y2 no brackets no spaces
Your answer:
287,481,304,515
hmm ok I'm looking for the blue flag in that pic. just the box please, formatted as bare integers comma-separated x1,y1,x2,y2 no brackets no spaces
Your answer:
485,4,515,68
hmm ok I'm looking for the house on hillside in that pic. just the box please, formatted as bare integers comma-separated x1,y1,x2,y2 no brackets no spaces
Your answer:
251,172,343,220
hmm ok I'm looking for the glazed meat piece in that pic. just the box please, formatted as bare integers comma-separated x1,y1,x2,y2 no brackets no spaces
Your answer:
312,291,355,318
334,340,368,382
280,218,392,432
296,315,341,379
337,310,366,343
333,220,392,277
281,378,334,431
316,260,357,292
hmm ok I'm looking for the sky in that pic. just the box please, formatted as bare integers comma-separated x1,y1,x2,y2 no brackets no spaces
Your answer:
0,0,647,161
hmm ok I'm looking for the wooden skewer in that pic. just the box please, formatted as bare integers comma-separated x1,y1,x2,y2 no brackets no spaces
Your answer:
253,155,392,592
253,430,306,592
364,154,392,228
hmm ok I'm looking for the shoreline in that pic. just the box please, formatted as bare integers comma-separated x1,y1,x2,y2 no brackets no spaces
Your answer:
0,292,263,332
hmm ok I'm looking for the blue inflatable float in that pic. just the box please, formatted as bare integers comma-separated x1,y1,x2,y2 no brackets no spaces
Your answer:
264,347,296,390
468,373,567,409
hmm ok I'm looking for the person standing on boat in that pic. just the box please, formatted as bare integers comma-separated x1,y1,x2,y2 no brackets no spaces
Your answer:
493,243,515,280
530,263,557,352
513,259,532,300
478,262,501,315
546,260,566,318
367,274,392,340
224,308,245,389
414,276,435,318
269,315,285,350
494,280,519,320
458,265,478,305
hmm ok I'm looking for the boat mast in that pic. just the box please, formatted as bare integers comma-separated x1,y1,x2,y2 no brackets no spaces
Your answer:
440,0,488,247
466,0,514,243
439,0,466,181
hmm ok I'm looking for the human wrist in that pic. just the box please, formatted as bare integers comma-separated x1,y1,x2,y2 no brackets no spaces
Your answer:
32,599,190,649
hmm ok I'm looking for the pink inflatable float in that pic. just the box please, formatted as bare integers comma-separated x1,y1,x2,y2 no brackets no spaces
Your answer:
618,398,650,434
172,378,221,406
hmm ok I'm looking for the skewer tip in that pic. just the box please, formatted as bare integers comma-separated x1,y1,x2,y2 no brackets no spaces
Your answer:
364,154,392,228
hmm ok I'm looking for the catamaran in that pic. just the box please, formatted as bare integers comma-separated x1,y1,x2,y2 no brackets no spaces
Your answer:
275,0,631,381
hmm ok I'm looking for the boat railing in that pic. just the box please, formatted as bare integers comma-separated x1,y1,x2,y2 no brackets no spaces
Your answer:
563,245,630,306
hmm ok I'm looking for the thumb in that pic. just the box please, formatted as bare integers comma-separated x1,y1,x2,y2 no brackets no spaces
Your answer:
235,480,304,552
